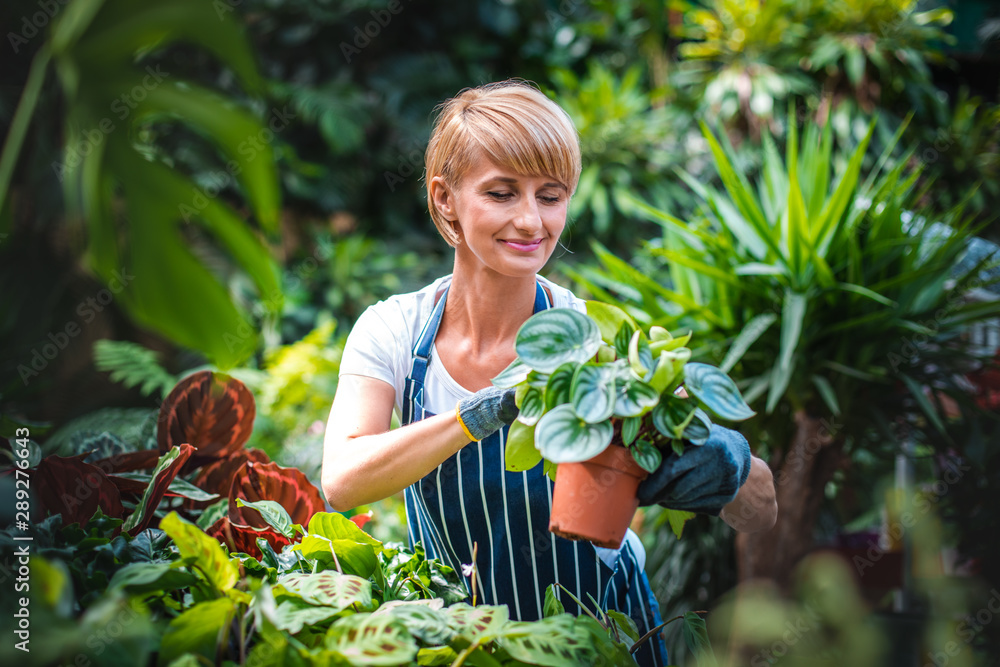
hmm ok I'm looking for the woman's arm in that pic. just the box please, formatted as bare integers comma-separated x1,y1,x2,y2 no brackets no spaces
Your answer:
321,374,471,511
719,456,777,533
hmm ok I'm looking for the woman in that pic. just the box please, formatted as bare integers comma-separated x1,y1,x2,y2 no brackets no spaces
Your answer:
322,80,777,666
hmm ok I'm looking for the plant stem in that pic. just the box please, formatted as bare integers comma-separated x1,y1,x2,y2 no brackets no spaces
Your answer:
628,611,707,655
0,44,52,218
450,640,482,667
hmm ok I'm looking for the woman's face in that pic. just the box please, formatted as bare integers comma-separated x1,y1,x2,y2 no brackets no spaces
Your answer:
431,155,569,278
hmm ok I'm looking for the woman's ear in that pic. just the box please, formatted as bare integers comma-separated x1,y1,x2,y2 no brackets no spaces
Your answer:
429,175,456,222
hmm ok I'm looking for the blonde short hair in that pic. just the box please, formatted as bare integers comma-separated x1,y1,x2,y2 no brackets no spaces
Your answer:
424,80,582,247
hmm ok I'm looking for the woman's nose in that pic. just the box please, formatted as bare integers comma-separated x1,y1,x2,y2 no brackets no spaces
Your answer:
513,196,543,233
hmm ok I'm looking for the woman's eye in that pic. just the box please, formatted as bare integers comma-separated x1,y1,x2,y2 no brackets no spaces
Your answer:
487,191,513,201
539,195,561,204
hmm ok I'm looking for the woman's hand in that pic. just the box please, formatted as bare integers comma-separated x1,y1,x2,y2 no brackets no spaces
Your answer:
456,386,518,441
635,424,776,532
637,424,752,515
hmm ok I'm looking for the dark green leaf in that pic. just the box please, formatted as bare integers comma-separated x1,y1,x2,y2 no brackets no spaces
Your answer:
571,364,616,423
515,309,601,373
535,405,614,463
684,363,755,421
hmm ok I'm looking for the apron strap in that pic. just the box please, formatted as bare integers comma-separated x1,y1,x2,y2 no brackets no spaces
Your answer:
403,280,550,424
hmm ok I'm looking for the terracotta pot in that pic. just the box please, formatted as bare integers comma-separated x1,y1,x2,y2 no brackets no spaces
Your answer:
548,444,649,549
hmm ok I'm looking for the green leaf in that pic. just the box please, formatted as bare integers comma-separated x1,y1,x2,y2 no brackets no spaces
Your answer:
326,613,419,665
683,409,714,445
652,398,696,439
607,610,640,643
108,562,199,595
112,472,220,503
628,330,654,375
236,499,295,539
159,597,237,666
720,313,777,374
272,598,342,634
535,405,614,463
665,509,695,539
684,363,755,421
307,512,383,551
543,584,565,618
630,439,662,474
545,362,578,410
294,535,377,578
810,374,841,416
571,364,616,423
93,339,177,398
518,386,546,426
515,309,601,373
196,498,229,531
767,291,807,414
492,359,532,388
505,420,542,472
377,602,454,645
614,320,636,359
614,376,660,417
586,300,638,345
279,570,372,609
681,612,717,667
497,615,594,666
899,374,949,439
621,416,641,446
446,603,511,642
121,445,192,535
159,512,238,593
648,348,691,394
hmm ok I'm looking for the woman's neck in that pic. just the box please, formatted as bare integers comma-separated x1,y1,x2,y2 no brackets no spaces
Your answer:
442,257,538,353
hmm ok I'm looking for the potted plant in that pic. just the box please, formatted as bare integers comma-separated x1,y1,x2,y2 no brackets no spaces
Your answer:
492,301,755,547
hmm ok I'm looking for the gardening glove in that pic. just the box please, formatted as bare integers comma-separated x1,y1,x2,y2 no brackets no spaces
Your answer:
456,386,519,442
636,424,752,515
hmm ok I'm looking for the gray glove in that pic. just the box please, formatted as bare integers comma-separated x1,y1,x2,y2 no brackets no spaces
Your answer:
456,386,519,441
637,424,752,515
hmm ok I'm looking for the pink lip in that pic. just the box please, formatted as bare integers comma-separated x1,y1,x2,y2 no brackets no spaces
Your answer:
501,239,543,252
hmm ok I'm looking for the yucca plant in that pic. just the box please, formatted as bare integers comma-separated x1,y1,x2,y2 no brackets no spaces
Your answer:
568,107,1000,583
0,0,281,368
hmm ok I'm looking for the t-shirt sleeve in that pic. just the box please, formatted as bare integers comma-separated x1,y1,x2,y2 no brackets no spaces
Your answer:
339,302,403,389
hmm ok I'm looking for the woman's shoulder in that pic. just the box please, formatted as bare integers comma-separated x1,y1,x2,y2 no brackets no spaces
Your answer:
362,274,453,328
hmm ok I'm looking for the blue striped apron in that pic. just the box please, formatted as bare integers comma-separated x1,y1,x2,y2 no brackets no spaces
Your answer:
401,280,668,666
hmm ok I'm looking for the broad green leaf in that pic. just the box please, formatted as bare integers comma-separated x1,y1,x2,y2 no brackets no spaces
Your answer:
649,332,692,354
326,613,419,666
159,597,237,666
377,603,454,645
545,362,578,410
543,584,565,618
272,598,342,634
665,508,696,539
492,359,532,388
683,409,714,445
515,309,601,372
571,364,616,423
497,615,593,666
518,386,546,426
446,603,510,642
607,610,640,643
684,363,755,421
108,561,199,595
630,439,662,474
681,612,717,667
294,535,377,578
236,499,295,539
586,300,638,345
307,512,383,551
628,330,654,376
651,398,696,439
621,416,641,446
614,320,636,359
279,571,372,610
535,405,614,463
648,348,691,394
505,420,542,472
160,512,238,593
613,376,660,417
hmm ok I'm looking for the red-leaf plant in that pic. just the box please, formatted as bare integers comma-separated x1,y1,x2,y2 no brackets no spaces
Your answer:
32,370,331,556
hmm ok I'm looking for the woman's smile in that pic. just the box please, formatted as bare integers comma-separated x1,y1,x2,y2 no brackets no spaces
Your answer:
499,238,544,252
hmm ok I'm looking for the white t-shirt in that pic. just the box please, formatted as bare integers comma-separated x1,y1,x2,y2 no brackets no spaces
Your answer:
339,273,645,569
